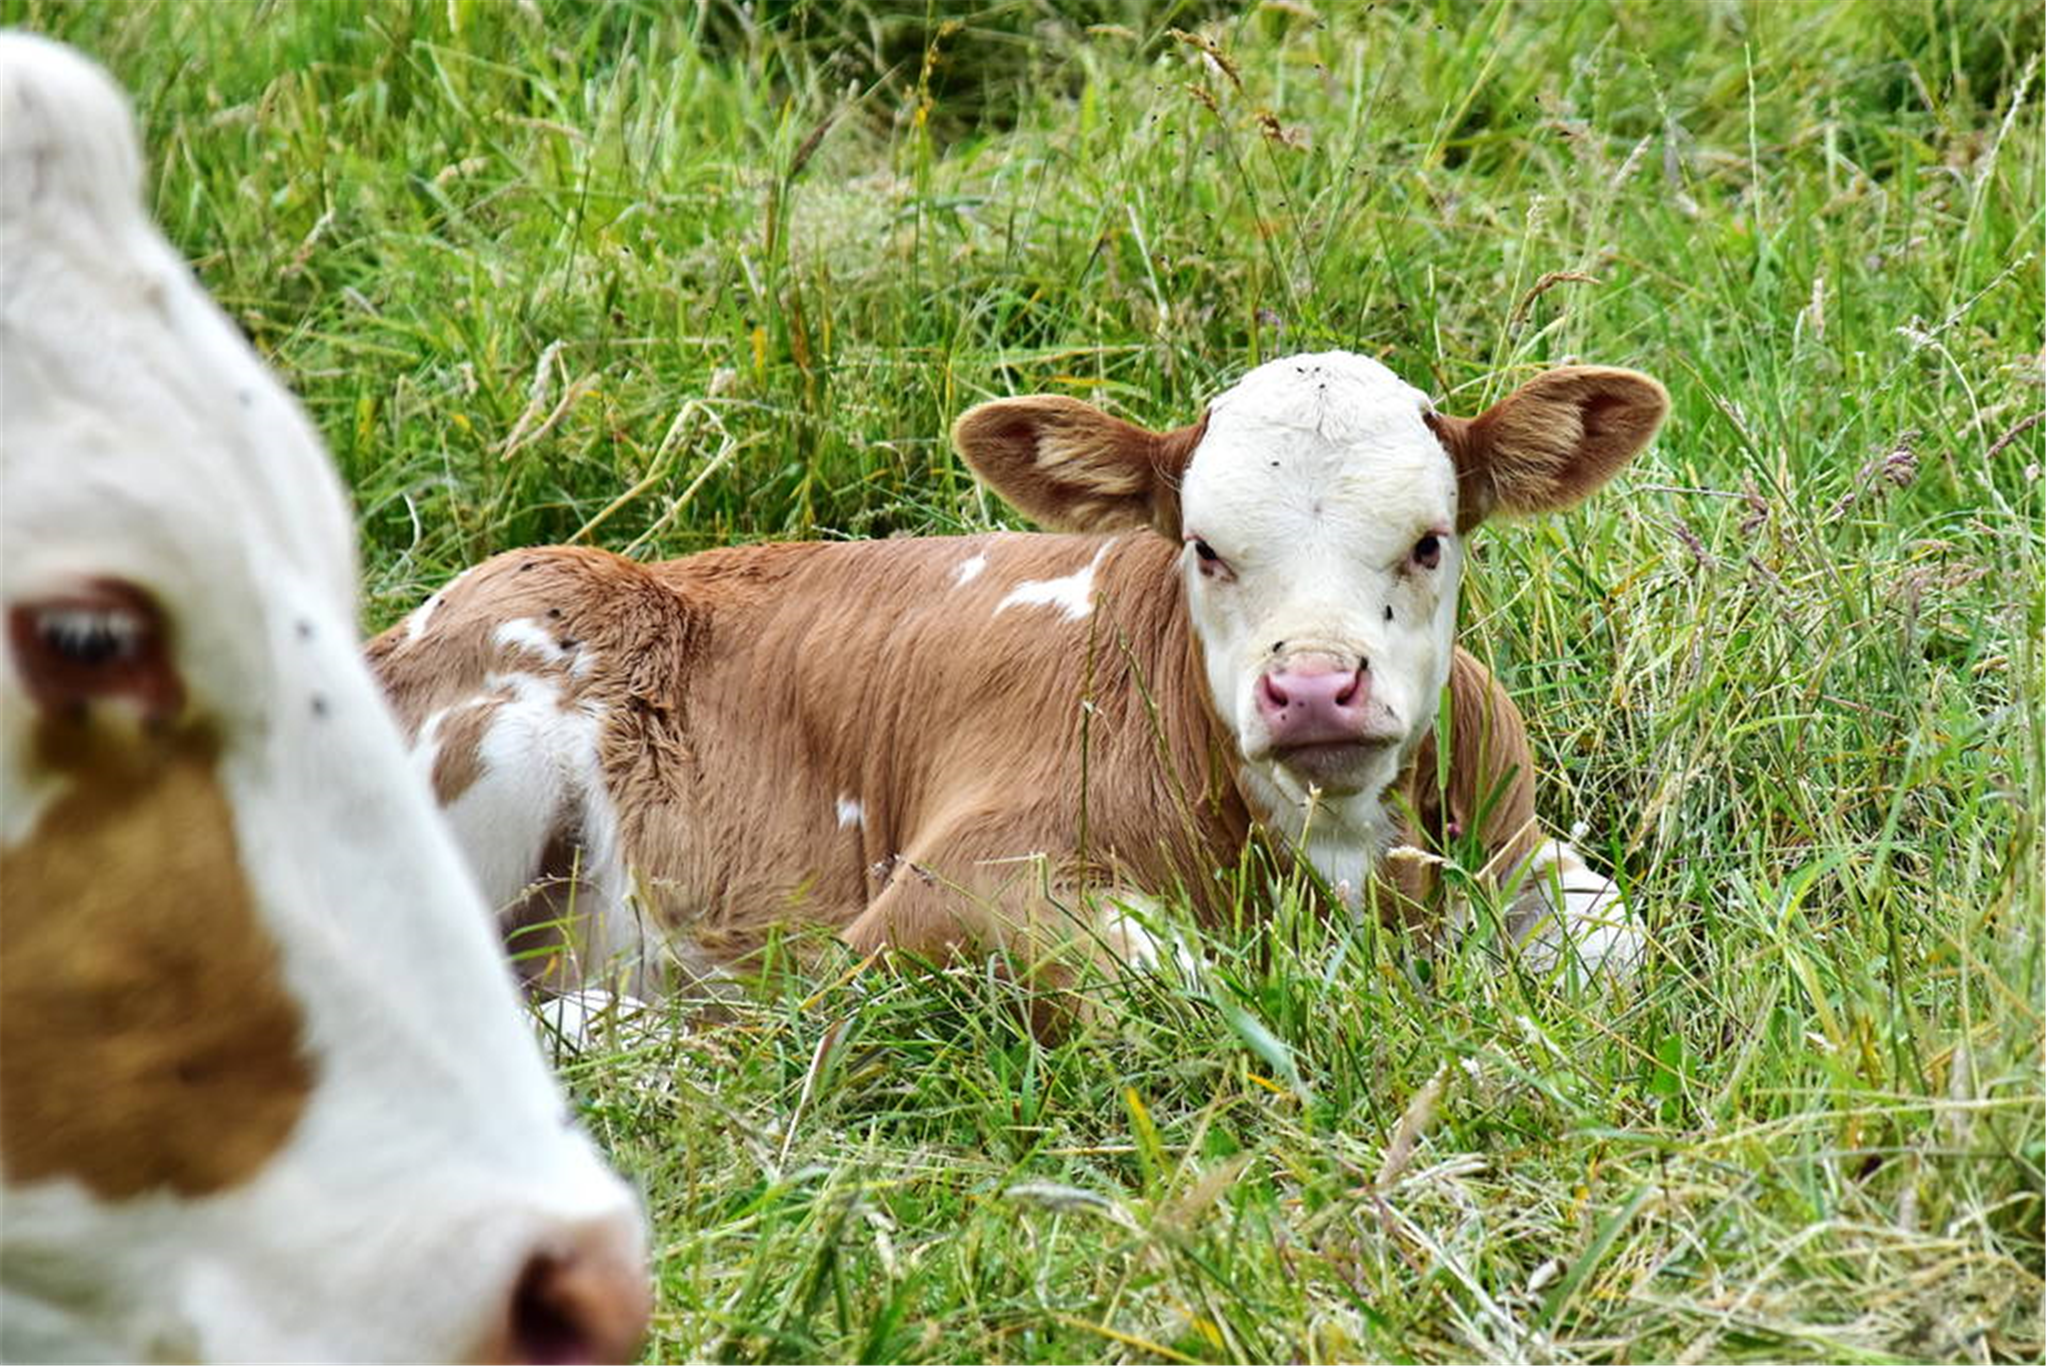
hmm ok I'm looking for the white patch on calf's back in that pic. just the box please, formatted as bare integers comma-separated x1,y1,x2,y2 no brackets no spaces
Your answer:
994,539,1115,622
404,594,440,643
953,553,987,586
405,563,481,643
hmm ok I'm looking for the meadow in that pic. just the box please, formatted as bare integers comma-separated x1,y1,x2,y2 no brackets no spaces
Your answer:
12,0,2041,1359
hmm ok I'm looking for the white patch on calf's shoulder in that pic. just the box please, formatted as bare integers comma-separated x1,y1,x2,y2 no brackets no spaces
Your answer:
486,670,563,709
835,795,863,830
953,553,987,586
406,706,450,786
994,539,1115,622
493,617,569,665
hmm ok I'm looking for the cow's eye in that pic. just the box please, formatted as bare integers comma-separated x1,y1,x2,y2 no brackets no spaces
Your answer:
1193,539,1220,563
1411,534,1443,570
8,581,183,722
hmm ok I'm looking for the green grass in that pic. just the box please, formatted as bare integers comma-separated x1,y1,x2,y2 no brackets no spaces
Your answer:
13,0,2041,1359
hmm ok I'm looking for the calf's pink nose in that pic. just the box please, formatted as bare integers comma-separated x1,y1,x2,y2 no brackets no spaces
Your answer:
1257,662,1373,746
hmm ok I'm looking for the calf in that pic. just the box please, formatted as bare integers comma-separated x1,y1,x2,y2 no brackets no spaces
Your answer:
372,355,1665,1003
0,35,648,1362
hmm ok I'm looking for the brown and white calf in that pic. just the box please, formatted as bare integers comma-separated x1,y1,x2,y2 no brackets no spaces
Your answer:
0,34,647,1361
371,352,1666,1004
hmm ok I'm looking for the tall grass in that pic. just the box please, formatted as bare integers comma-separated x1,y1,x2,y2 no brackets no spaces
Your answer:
13,0,2040,1359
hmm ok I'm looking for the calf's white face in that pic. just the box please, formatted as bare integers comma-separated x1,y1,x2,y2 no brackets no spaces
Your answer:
1177,354,1462,800
0,34,646,1363
953,350,1667,827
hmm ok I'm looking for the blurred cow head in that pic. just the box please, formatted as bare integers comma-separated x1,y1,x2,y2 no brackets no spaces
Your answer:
0,33,649,1362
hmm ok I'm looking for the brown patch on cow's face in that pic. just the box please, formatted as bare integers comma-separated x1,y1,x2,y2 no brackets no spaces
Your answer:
1,717,313,1199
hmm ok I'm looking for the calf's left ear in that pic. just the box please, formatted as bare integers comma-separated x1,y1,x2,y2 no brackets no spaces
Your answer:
1427,366,1668,532
952,396,1207,538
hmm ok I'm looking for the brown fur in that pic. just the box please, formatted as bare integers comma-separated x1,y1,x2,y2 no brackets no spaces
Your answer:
1426,367,1670,531
950,399,1210,539
0,719,313,1198
1384,650,1542,916
429,697,497,804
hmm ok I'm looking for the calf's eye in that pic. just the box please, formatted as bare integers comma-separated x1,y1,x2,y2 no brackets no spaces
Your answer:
1411,534,1443,570
1184,536,1234,583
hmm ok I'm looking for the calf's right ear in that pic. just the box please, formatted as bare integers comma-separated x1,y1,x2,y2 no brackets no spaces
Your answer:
1427,366,1668,531
952,396,1207,539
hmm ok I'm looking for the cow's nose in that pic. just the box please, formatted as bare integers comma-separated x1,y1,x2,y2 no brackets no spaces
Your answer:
1257,660,1373,747
484,1213,651,1365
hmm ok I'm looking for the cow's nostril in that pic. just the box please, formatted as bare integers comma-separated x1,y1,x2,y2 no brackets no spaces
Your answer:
508,1253,589,1365
1259,673,1290,711
500,1233,650,1366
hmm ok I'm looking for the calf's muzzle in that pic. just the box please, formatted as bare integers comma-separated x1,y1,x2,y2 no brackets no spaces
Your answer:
1256,656,1377,748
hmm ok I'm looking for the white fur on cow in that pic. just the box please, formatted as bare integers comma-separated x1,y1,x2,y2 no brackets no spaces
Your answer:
0,33,648,1362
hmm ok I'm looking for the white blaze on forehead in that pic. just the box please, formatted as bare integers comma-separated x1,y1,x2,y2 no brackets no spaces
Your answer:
1205,351,1436,442
1187,351,1452,534
994,539,1116,622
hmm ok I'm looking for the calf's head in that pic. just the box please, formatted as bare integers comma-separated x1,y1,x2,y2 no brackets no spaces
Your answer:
954,352,1666,805
1,34,646,1362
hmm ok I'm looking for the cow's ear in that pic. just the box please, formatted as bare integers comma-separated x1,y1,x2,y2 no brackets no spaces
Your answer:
1427,367,1667,532
952,396,1207,539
